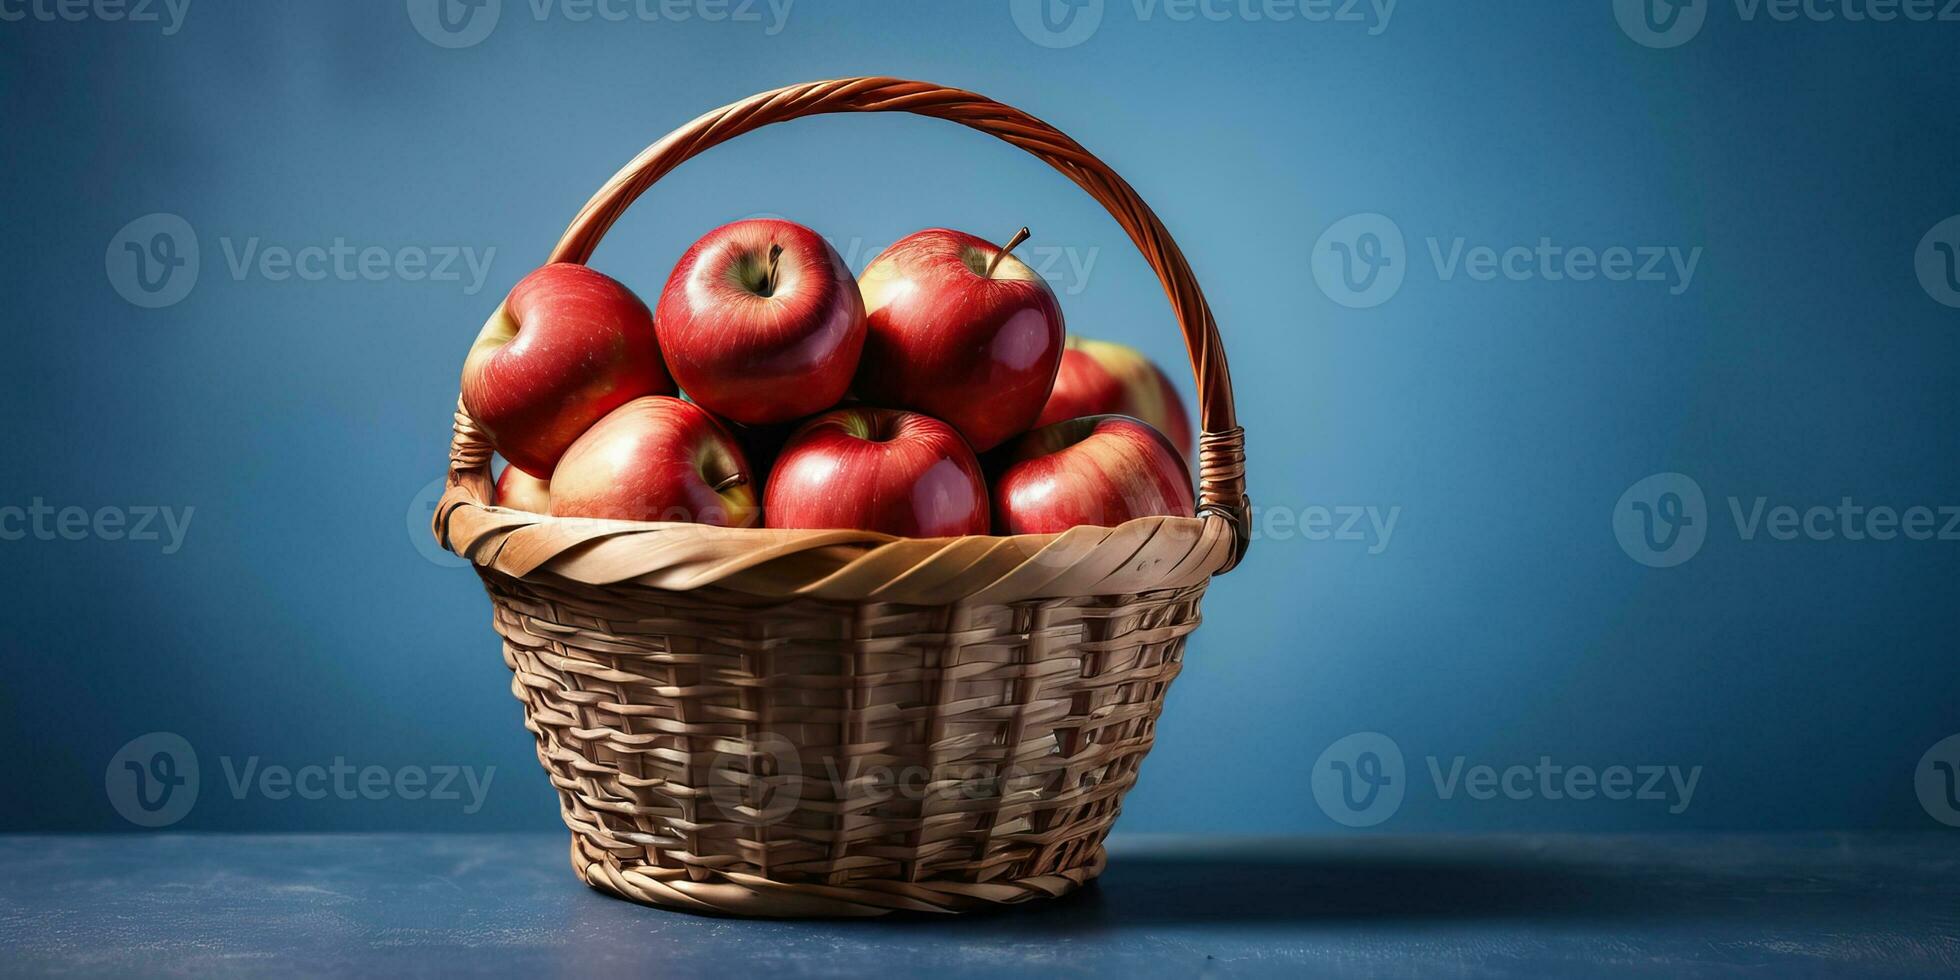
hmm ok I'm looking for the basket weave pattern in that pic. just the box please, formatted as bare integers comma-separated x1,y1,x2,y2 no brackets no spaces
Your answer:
490,570,1203,915
436,77,1247,916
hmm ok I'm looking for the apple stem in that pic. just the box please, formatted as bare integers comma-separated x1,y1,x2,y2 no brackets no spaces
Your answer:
712,472,748,493
985,227,1031,278
763,243,784,296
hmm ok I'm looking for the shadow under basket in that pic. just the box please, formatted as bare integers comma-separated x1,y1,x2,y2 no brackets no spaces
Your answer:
434,76,1250,918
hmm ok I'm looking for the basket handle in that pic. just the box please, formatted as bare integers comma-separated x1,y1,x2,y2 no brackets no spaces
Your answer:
529,76,1250,570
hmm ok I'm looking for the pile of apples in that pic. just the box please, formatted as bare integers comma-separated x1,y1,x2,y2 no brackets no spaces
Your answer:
461,219,1195,537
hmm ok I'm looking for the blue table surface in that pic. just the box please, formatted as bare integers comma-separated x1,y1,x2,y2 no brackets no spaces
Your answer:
2,833,1957,978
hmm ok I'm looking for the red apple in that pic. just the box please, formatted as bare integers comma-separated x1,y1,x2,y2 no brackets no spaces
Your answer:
462,263,671,478
655,218,865,425
855,227,1064,452
547,396,758,526
493,462,551,513
991,415,1194,534
1035,337,1194,461
764,407,988,537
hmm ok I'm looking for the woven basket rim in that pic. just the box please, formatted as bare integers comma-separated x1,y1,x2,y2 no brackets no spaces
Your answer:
439,485,1233,604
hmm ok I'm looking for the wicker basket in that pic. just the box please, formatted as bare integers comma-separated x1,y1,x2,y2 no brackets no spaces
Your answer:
433,77,1249,917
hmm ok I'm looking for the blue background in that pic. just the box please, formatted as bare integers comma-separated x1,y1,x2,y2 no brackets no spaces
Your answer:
1,1,1955,834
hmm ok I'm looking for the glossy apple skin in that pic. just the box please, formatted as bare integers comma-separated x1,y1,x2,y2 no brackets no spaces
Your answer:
855,229,1065,452
1034,337,1194,461
461,264,672,479
764,407,989,537
547,396,758,526
991,415,1194,534
493,463,551,513
655,219,866,425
